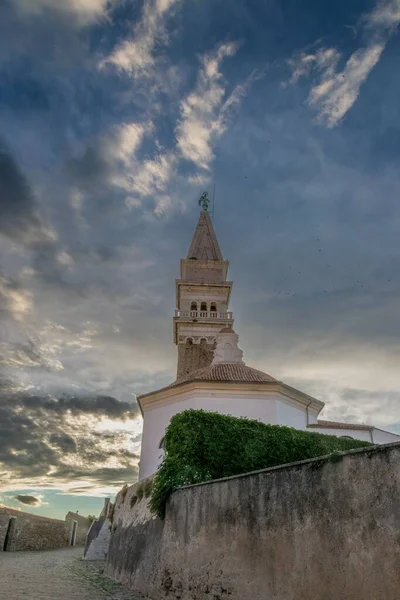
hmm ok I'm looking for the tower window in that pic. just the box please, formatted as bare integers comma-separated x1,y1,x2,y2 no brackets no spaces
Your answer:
190,302,197,311
186,337,193,345
210,303,217,312
224,343,234,361
200,302,207,312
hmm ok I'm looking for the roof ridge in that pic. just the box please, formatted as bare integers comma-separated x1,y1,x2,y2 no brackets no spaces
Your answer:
308,419,372,431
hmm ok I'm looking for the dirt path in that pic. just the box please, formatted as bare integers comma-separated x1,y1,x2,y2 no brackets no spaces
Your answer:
0,546,141,599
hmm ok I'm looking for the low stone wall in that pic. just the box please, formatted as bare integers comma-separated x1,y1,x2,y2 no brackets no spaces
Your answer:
0,508,68,552
0,512,11,550
107,477,164,587
106,442,400,600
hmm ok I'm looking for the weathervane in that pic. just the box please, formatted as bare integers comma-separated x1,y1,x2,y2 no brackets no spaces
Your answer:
198,191,210,212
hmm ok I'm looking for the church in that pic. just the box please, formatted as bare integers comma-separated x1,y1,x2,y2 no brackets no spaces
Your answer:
137,202,400,480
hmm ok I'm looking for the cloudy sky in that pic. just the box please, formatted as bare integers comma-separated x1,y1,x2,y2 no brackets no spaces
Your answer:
1,0,400,518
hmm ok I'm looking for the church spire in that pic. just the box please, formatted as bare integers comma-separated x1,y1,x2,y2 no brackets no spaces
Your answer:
187,211,223,261
174,197,234,378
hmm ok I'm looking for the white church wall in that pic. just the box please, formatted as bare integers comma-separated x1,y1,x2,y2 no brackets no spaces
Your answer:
307,426,400,444
276,398,308,430
308,427,373,443
139,390,311,480
370,428,400,444
307,411,318,425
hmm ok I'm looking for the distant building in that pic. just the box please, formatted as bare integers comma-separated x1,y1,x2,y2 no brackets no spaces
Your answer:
137,207,400,480
65,511,92,547
0,506,92,552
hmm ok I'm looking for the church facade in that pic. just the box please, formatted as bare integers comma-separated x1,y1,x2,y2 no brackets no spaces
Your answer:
137,207,400,480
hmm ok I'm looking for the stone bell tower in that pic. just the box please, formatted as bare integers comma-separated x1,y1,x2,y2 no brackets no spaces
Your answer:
174,196,234,377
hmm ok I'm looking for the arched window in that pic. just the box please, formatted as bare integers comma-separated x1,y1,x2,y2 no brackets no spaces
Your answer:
190,302,197,311
200,302,207,312
199,337,207,344
210,303,217,312
186,337,194,345
224,343,234,361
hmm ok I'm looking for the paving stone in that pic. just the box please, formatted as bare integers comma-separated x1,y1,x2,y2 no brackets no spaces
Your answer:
0,547,142,599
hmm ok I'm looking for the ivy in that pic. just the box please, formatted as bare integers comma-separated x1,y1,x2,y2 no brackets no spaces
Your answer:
149,409,371,518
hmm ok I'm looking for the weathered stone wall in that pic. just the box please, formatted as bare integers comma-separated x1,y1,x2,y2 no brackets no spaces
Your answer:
0,512,11,550
107,477,165,590
65,512,91,547
107,442,400,600
0,508,68,552
177,339,214,378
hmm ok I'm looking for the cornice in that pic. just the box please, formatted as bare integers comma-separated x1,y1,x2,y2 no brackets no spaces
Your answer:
139,380,324,414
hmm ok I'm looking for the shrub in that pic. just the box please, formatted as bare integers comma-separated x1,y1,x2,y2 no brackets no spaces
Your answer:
136,476,154,501
149,409,372,518
120,484,128,503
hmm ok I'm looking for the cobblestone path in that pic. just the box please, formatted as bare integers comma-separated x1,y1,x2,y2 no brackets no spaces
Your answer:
0,547,141,600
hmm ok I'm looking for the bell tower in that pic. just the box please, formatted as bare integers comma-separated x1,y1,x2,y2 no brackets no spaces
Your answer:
174,195,234,377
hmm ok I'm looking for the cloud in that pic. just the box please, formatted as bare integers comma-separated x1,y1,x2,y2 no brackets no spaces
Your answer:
287,48,341,85
308,42,386,128
0,273,33,322
122,151,176,199
287,0,400,127
11,0,117,23
0,139,56,245
104,40,255,207
107,122,152,167
282,379,400,431
105,122,177,200
366,0,400,28
0,392,141,494
176,42,253,170
14,494,41,506
101,0,180,78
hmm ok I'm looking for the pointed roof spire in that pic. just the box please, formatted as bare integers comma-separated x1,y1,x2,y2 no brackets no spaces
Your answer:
187,211,223,261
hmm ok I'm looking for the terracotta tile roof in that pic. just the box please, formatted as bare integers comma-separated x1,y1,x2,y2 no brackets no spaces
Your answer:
138,363,277,399
307,420,372,431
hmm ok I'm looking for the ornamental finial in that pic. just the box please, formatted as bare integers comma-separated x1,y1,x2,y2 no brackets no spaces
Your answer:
198,191,210,212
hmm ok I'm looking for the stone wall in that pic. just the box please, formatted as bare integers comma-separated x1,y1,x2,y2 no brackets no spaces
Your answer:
177,339,214,378
107,479,164,590
106,442,400,600
0,508,68,552
0,511,11,550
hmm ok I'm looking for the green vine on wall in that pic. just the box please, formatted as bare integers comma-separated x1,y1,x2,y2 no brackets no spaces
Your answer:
149,409,371,518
